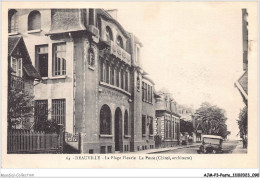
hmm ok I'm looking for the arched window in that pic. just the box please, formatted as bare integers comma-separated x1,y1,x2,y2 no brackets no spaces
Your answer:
88,48,95,67
28,10,41,31
8,9,18,33
116,36,123,48
105,26,113,41
100,104,111,135
124,110,129,135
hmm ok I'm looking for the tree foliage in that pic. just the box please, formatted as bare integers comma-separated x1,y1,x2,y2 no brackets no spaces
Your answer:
194,102,230,138
180,119,194,135
8,88,34,130
237,106,247,138
8,87,58,133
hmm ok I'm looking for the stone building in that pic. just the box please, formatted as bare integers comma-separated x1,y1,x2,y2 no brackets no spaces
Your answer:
178,105,194,122
154,91,180,147
8,8,155,153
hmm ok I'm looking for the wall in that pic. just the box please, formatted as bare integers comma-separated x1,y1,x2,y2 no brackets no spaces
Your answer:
14,9,74,134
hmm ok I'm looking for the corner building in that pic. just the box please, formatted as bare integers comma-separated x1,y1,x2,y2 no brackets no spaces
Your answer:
8,8,155,153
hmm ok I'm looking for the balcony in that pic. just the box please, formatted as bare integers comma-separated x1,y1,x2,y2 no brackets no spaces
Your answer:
10,75,24,90
101,41,131,65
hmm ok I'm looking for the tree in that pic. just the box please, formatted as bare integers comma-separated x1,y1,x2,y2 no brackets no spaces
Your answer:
237,106,247,148
180,119,194,136
194,102,230,138
8,87,58,133
8,88,34,130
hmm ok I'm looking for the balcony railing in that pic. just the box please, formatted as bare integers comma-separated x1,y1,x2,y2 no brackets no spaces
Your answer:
10,75,24,90
107,41,131,65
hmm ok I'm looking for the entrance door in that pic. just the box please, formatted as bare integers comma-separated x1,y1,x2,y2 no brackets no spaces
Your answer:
115,108,122,152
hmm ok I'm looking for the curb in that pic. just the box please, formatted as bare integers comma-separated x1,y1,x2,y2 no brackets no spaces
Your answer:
145,144,200,154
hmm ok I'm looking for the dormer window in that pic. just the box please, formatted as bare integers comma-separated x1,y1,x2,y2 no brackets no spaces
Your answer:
105,26,113,41
28,10,41,31
116,36,123,48
8,9,18,33
11,57,23,77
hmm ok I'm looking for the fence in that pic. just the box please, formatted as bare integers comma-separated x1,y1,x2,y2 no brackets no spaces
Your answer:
7,129,62,154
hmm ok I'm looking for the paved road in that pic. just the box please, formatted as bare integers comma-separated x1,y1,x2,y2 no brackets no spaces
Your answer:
156,140,240,154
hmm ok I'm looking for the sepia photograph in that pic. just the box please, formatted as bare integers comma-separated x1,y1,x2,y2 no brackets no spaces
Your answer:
1,1,258,172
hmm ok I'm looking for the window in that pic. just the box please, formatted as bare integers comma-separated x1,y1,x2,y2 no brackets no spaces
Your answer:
116,69,120,87
101,60,106,82
28,10,41,31
52,99,66,125
107,146,112,153
100,146,106,154
169,120,172,138
124,110,129,135
120,70,124,89
125,71,128,91
106,63,109,83
142,82,144,100
150,86,153,103
165,120,169,139
142,115,146,135
36,45,48,77
116,36,123,48
88,48,95,67
110,66,114,85
53,43,66,76
149,117,153,135
89,149,94,154
145,83,147,101
11,57,22,77
100,105,111,135
105,26,113,41
148,85,150,102
34,100,48,130
8,10,18,33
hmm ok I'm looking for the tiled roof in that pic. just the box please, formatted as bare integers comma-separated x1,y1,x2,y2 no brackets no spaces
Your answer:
23,63,41,79
8,36,41,80
8,36,22,56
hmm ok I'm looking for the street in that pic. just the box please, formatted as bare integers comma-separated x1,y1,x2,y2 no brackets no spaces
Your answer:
155,140,241,154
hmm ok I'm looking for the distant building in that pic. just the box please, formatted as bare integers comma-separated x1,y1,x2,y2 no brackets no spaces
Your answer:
8,8,155,153
178,105,194,122
154,91,181,147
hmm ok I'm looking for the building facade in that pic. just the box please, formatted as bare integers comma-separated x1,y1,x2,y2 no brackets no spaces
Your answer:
154,91,180,147
8,8,155,153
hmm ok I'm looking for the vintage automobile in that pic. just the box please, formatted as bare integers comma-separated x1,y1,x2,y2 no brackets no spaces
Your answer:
197,135,224,154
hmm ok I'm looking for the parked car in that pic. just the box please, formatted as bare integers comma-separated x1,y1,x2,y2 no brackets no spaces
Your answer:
197,135,224,154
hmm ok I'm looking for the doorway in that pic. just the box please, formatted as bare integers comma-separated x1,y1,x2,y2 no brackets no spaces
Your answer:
115,108,122,152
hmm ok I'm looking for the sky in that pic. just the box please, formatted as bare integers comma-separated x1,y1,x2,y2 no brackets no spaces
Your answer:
114,2,253,139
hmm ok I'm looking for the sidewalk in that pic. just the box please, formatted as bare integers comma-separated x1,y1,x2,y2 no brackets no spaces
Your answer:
132,143,201,154
232,141,247,154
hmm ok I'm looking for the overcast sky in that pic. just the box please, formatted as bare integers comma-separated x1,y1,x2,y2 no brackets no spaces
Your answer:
115,2,255,139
